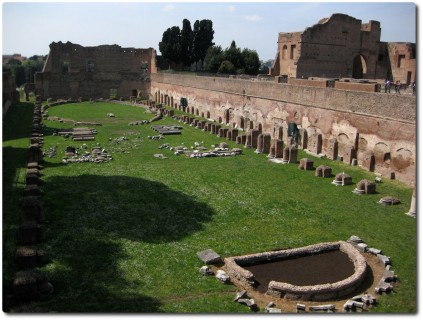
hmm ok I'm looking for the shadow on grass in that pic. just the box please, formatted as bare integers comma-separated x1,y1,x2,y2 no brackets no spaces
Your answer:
44,174,215,243
10,174,216,312
2,103,34,142
4,235,163,313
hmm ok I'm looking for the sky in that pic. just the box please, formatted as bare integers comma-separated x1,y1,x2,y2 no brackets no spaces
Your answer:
1,1,418,61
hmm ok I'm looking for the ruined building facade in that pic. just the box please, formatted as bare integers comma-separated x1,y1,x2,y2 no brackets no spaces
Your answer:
270,13,416,84
35,41,157,99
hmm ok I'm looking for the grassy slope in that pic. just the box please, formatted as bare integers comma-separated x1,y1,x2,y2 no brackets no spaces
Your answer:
2,102,416,313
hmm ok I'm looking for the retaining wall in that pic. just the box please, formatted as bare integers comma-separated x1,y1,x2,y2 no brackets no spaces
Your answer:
150,73,416,185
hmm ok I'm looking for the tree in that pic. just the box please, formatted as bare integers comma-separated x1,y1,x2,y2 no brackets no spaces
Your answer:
218,60,235,74
159,19,214,70
22,56,45,83
260,59,274,74
159,26,182,67
192,20,201,70
241,48,260,75
6,58,22,66
14,66,26,87
204,45,224,73
180,19,193,67
192,19,215,68
224,41,243,71
6,59,25,86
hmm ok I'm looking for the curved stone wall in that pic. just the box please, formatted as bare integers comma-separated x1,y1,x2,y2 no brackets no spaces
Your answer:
224,241,367,301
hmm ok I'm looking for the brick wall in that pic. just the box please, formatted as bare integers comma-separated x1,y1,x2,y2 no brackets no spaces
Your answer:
151,73,416,185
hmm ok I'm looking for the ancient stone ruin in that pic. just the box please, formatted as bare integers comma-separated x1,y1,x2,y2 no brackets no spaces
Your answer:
271,13,415,84
35,41,157,100
298,158,314,170
12,101,53,301
224,241,367,301
315,165,332,178
332,173,353,186
353,179,377,194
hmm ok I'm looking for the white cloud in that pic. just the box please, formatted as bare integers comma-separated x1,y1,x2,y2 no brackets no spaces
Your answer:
163,4,175,12
245,14,263,22
228,5,236,12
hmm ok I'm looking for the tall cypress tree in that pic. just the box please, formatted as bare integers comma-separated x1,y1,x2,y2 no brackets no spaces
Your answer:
180,19,193,67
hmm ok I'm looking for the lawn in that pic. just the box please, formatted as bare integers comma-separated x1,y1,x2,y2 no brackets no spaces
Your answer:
2,101,416,313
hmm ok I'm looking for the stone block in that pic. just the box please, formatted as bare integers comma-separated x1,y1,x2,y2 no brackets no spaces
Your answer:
315,165,332,177
377,254,391,266
375,280,393,293
15,247,48,269
197,249,222,264
298,158,314,170
12,270,53,301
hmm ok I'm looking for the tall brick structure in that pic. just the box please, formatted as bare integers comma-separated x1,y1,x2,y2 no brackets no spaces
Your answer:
35,41,157,99
271,13,416,84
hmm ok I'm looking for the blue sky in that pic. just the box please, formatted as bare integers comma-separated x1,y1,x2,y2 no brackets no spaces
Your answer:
1,1,417,61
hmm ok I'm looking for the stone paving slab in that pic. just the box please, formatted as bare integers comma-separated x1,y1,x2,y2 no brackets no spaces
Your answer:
197,249,222,264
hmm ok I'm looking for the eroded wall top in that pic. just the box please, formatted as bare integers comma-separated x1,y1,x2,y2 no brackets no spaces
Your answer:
43,41,157,74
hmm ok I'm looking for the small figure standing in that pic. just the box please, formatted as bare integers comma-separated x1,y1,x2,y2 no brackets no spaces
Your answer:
384,79,391,93
395,80,401,94
412,81,416,95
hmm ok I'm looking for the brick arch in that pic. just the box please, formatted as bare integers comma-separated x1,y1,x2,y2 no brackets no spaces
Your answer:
358,137,368,152
392,148,414,170
352,54,367,79
374,142,390,167
337,133,349,154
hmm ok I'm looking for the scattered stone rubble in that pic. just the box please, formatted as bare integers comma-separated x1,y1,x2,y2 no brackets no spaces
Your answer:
343,293,377,312
308,304,336,313
347,235,398,296
215,270,231,284
265,302,282,313
378,196,401,205
45,146,57,158
186,147,243,158
152,139,243,158
151,124,182,135
129,120,148,126
54,127,98,141
199,266,214,276
153,153,168,159
148,135,164,141
62,146,112,164
233,290,257,310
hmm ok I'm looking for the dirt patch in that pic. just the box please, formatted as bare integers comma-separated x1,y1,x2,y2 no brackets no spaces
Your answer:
243,250,355,292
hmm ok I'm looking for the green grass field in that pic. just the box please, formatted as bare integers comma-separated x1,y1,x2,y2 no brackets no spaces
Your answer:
2,101,416,313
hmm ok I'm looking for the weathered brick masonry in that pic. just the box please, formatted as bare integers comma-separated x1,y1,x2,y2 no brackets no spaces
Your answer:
35,41,156,99
271,13,416,84
150,73,416,185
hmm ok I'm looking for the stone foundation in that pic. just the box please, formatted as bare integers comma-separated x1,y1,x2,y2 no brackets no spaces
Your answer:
224,241,367,301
